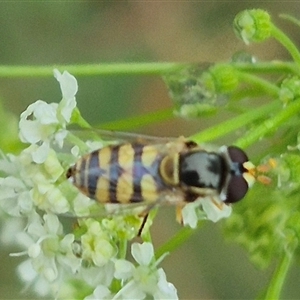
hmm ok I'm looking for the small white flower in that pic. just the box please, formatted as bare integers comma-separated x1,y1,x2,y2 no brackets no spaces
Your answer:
114,259,135,280
57,234,82,273
0,217,25,245
79,263,115,288
181,201,202,228
84,285,112,300
153,269,178,300
54,129,68,148
18,259,38,282
28,243,41,258
19,100,59,144
182,197,232,227
0,153,19,175
17,259,52,297
131,242,154,266
200,197,232,222
13,213,82,297
113,242,178,300
43,149,65,181
72,193,95,217
54,69,78,104
0,176,33,216
19,70,78,162
31,141,50,164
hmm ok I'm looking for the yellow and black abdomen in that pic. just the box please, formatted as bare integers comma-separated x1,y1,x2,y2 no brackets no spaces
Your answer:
68,142,169,204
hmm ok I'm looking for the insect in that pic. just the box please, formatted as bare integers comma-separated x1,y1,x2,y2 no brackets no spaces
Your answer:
66,131,263,230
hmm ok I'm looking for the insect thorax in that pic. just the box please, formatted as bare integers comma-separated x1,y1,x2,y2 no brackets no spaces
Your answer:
179,150,228,199
159,149,228,200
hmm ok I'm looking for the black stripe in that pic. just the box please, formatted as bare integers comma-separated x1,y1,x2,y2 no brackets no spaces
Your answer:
79,159,86,189
87,151,100,198
109,146,120,203
130,143,144,203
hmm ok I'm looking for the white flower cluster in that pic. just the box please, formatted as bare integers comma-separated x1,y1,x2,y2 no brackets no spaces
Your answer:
0,70,179,299
0,69,233,299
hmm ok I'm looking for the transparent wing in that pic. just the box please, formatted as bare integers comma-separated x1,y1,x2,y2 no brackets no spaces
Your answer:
68,128,177,144
64,189,186,219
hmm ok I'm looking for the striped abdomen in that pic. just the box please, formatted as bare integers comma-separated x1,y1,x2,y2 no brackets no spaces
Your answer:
68,143,169,204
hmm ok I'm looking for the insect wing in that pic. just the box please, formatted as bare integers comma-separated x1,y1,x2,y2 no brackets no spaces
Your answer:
68,128,176,145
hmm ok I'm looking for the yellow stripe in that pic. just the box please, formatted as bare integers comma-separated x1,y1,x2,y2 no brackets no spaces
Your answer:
116,144,134,203
141,174,158,203
95,176,110,203
95,147,111,203
141,145,157,167
116,172,133,203
118,144,134,168
98,147,111,167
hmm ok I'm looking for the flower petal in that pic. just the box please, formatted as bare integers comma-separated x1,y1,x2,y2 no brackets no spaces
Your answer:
131,242,154,266
54,69,78,100
200,197,232,222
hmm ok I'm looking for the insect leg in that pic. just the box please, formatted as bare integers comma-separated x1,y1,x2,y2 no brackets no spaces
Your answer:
175,203,186,224
138,213,149,236
137,203,158,236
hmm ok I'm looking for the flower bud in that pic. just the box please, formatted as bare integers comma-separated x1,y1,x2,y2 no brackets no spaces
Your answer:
234,9,271,44
201,64,239,94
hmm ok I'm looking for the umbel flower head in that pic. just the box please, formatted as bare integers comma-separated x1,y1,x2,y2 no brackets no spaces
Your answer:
0,70,232,299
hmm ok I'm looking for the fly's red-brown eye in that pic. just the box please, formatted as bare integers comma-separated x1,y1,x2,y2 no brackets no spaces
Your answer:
227,146,249,165
225,146,250,203
225,175,249,203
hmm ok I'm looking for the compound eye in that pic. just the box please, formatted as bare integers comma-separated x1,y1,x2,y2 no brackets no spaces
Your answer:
225,176,249,203
228,146,248,164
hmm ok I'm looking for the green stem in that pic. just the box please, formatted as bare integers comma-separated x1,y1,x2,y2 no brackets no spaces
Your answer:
233,61,299,75
99,108,173,131
190,101,280,143
0,61,300,78
118,239,127,260
65,132,91,153
0,63,185,78
235,98,300,149
110,278,122,294
280,13,300,28
72,107,93,128
264,249,294,299
271,24,300,66
230,87,266,102
155,224,201,260
0,62,298,78
237,72,280,96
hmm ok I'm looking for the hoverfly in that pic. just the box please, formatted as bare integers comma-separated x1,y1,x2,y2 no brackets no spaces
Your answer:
66,130,264,233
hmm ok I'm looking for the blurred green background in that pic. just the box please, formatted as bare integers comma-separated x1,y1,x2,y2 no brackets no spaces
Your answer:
1,2,300,299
